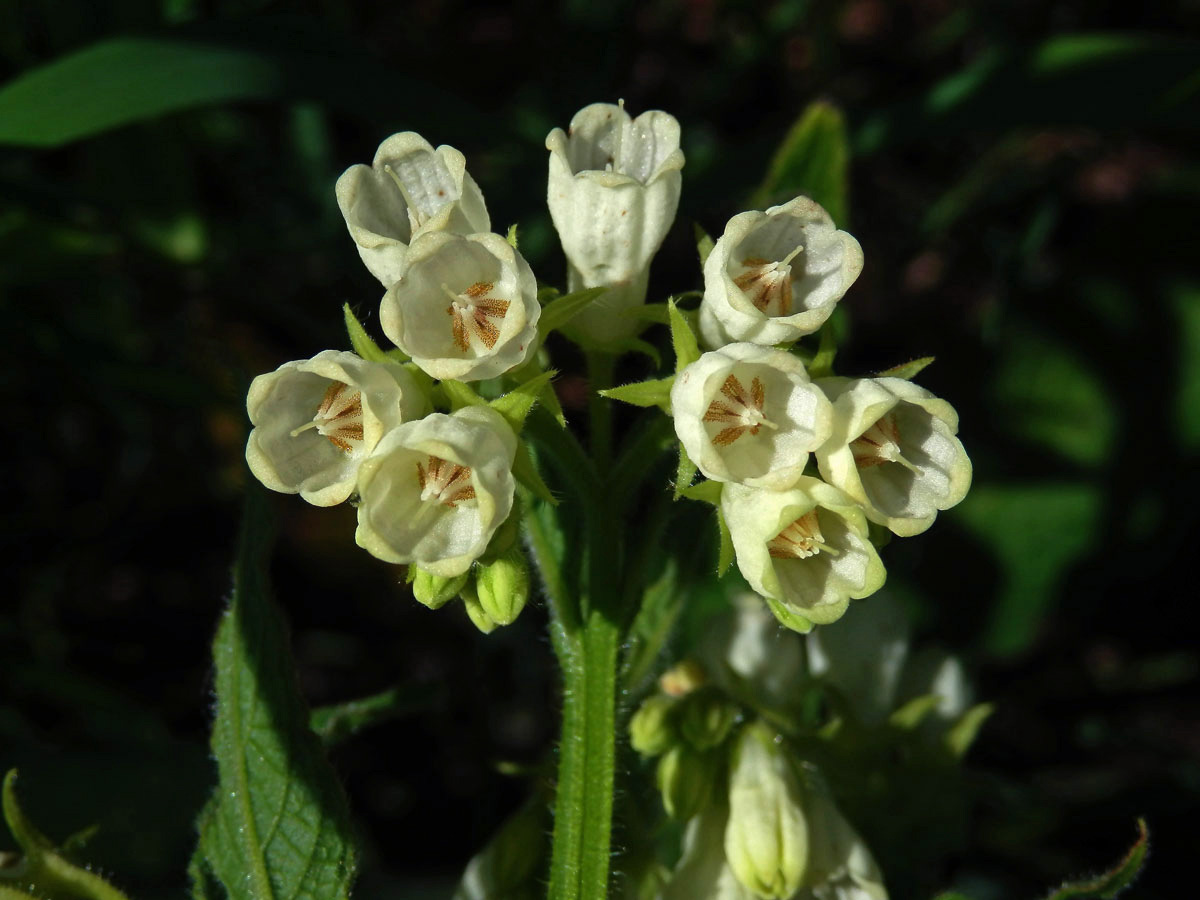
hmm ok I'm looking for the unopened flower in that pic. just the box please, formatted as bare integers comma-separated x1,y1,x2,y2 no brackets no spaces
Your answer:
725,722,809,899
380,232,540,381
722,479,886,632
795,775,887,900
335,132,490,287
699,197,863,348
355,406,517,577
671,343,833,490
245,350,425,506
815,377,971,537
546,101,684,343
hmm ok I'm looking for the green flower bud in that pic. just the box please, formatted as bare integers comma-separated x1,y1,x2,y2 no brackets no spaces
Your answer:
629,694,679,757
476,550,529,626
410,565,469,610
678,687,740,751
657,744,719,821
460,583,498,634
725,722,808,899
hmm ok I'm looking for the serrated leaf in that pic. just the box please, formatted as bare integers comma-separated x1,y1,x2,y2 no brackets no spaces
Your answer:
442,379,487,412
680,480,722,505
199,488,356,899
513,442,558,506
945,702,995,760
490,371,557,434
694,223,716,267
753,101,850,227
538,287,607,338
877,356,935,380
1045,819,1149,899
673,441,697,500
668,300,701,372
342,303,395,364
599,377,674,410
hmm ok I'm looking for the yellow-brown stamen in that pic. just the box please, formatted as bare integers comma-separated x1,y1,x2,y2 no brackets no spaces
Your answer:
415,455,477,507
768,511,839,559
732,245,804,316
703,373,773,446
444,281,510,351
290,381,364,453
850,413,922,473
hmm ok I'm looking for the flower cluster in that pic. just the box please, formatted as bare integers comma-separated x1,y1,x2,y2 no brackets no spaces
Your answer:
662,196,971,633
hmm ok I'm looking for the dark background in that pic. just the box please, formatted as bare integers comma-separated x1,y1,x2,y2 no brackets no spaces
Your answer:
2,1,1198,896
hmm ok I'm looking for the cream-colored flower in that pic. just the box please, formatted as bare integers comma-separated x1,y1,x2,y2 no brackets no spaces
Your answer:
380,231,540,381
245,350,425,506
546,101,684,343
725,722,809,899
335,132,490,287
355,406,517,577
722,479,886,632
663,804,758,900
815,377,972,537
671,343,832,490
794,776,887,900
699,197,863,348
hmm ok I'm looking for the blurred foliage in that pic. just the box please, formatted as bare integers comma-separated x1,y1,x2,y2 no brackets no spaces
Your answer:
2,0,1198,897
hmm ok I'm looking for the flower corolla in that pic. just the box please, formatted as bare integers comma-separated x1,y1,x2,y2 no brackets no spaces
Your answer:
380,232,540,381
354,406,517,577
815,377,971,537
245,350,425,506
722,478,886,632
671,343,832,490
546,101,684,342
335,132,490,287
699,197,862,348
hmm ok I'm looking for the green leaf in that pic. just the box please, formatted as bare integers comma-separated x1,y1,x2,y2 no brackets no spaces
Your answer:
752,101,850,227
513,441,559,506
673,441,697,500
680,480,722,506
599,377,674,410
944,702,995,760
1171,283,1200,451
538,287,607,339
442,379,487,412
622,559,684,691
613,337,663,368
951,483,1101,655
668,300,701,372
342,303,396,364
197,488,357,899
506,223,519,248
716,506,734,578
877,356,935,380
490,371,557,434
888,694,942,731
310,684,438,746
808,319,839,378
931,893,974,900
1044,818,1149,899
694,223,716,267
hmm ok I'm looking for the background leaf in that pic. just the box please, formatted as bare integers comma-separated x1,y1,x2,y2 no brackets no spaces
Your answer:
194,488,357,898
752,101,850,226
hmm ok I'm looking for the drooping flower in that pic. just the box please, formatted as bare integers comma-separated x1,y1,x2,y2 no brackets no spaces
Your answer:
699,197,863,348
814,377,972,537
354,406,517,577
245,350,425,506
335,132,491,288
380,231,540,382
793,774,888,900
722,478,886,632
671,343,833,490
546,101,684,343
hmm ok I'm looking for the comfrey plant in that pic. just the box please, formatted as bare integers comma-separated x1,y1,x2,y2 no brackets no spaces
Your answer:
238,102,975,898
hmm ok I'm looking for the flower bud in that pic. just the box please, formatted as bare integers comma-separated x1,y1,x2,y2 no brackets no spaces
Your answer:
460,582,498,635
410,566,469,610
475,550,530,626
629,694,679,757
660,659,707,697
657,744,718,822
725,722,808,899
678,687,740,751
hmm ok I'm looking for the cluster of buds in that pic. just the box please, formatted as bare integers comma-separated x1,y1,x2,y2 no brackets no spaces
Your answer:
658,196,971,632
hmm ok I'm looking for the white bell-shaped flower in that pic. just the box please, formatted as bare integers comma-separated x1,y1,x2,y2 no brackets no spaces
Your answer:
546,101,684,343
794,776,888,900
815,377,972,537
699,197,863,348
335,132,490,287
354,406,517,577
380,231,540,382
722,478,886,631
671,343,833,490
663,804,758,900
245,350,425,507
725,722,809,899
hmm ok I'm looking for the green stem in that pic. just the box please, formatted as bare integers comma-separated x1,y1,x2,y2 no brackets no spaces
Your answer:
586,352,615,470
